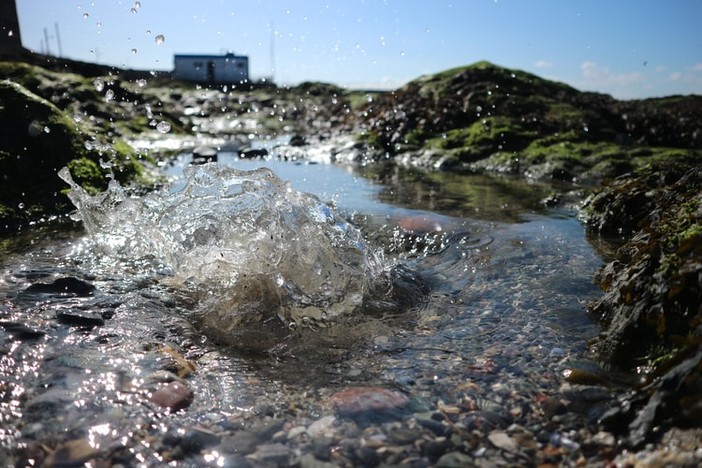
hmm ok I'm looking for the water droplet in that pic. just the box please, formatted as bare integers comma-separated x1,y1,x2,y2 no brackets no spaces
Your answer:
136,79,147,87
131,48,137,54
400,50,405,57
155,34,165,45
156,121,171,133
8,30,13,37
134,1,141,8
105,89,115,102
18,203,25,210
83,13,89,19
131,7,137,14
146,29,151,35
43,126,50,134
93,78,104,92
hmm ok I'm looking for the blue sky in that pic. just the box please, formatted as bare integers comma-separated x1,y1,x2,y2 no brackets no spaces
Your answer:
16,0,702,99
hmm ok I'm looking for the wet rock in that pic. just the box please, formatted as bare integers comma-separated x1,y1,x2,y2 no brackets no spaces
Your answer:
181,427,221,454
435,451,476,468
150,380,194,411
297,453,338,468
0,80,85,228
55,309,105,327
0,320,45,340
330,386,410,420
306,415,336,438
239,148,268,159
43,438,97,467
221,419,286,455
488,431,519,454
247,443,290,466
24,277,96,297
289,135,306,147
192,145,218,163
582,164,702,445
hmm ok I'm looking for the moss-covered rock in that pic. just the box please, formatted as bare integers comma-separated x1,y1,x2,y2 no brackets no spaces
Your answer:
0,77,150,230
0,79,86,226
339,61,702,183
581,163,702,445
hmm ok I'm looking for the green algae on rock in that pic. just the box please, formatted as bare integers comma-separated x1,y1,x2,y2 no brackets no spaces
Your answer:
0,75,150,230
581,163,702,445
341,61,702,183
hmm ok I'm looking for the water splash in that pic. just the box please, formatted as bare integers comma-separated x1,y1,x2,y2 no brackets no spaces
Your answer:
59,164,400,350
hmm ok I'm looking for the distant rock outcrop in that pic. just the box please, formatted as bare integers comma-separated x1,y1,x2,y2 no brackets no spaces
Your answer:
339,61,702,182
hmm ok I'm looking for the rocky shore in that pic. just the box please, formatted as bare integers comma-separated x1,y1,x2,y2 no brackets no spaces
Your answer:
1,55,701,465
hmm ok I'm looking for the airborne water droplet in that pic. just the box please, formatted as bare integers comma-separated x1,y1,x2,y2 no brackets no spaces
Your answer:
93,78,105,92
83,13,89,19
105,89,115,102
155,34,165,45
156,121,171,133
131,48,137,54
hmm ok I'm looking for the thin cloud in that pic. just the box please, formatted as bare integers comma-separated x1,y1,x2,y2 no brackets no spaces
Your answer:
578,61,645,98
693,63,702,72
534,60,553,69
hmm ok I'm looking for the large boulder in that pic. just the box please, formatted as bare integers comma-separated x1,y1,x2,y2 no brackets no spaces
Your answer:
581,163,702,445
0,79,86,227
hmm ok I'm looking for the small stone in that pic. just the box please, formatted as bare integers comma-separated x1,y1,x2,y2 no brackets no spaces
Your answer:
435,451,476,468
44,438,97,466
0,320,45,340
249,443,290,465
55,309,105,327
150,380,193,411
181,427,221,454
307,415,336,438
330,386,409,417
592,430,616,446
24,276,96,297
488,431,520,454
297,453,338,468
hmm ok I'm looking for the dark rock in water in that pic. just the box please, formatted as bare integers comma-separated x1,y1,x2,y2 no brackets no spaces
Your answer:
55,309,105,327
193,145,218,163
150,380,194,412
180,427,221,455
239,148,269,159
289,134,306,146
24,276,96,297
43,438,98,467
0,321,45,340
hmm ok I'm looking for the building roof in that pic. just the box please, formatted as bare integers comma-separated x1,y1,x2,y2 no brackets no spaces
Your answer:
174,52,248,60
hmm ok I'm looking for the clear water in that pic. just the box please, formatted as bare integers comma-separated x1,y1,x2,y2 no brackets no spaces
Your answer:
0,152,603,464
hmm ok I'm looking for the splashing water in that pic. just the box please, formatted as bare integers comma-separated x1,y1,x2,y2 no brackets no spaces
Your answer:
59,164,401,351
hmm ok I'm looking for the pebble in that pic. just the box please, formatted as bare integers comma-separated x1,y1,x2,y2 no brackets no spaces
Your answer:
307,415,336,438
435,450,476,468
149,380,193,411
487,431,520,454
330,386,409,417
43,438,97,466
248,443,290,465
55,309,105,327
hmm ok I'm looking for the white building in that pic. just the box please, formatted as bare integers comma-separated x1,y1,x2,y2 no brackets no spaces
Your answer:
173,53,249,84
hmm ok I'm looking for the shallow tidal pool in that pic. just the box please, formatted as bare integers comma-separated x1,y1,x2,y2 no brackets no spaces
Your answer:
0,151,605,466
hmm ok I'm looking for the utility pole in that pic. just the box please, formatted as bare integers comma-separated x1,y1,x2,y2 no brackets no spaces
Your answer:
54,22,62,57
43,26,50,55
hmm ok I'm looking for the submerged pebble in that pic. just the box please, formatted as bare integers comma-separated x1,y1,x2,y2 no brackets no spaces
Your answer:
150,380,194,411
